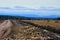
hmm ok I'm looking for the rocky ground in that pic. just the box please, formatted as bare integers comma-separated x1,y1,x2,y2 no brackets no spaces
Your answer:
0,20,60,40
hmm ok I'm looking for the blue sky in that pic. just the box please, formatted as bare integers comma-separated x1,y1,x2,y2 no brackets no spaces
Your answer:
0,0,60,18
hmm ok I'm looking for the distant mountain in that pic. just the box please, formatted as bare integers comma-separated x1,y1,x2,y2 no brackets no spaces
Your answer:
0,15,60,20
0,6,60,19
0,15,31,20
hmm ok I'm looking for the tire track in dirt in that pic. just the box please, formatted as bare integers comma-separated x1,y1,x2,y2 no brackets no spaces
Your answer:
0,20,60,40
0,20,13,39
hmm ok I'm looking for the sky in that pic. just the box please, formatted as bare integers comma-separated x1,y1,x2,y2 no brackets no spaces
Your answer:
0,0,60,8
0,0,60,18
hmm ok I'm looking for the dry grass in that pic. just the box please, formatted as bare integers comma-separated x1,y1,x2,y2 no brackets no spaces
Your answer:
22,20,60,29
1,20,60,40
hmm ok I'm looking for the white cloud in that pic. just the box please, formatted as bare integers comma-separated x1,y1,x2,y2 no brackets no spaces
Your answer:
0,0,60,8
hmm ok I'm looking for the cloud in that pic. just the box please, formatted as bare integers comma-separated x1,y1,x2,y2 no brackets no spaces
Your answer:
0,6,60,18
0,0,60,8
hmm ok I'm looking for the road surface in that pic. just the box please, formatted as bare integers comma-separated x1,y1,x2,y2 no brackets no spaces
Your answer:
0,20,60,40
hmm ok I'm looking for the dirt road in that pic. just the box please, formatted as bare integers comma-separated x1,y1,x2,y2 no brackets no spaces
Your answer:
0,20,13,39
0,20,60,40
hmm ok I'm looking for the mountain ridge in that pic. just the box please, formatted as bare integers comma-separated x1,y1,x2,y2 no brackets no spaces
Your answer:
0,15,60,20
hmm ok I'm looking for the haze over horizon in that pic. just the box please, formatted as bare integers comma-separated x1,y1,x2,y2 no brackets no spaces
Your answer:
0,0,60,18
